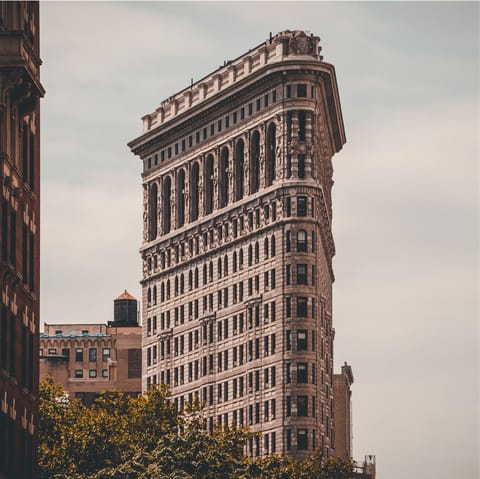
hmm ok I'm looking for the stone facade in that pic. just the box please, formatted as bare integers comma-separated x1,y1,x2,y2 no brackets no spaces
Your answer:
0,2,45,478
129,30,345,459
334,362,354,459
39,292,142,406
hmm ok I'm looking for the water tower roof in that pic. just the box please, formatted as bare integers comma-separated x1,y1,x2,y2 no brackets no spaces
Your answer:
115,290,136,301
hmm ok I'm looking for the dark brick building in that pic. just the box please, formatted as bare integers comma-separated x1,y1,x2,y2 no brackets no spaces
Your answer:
0,2,44,477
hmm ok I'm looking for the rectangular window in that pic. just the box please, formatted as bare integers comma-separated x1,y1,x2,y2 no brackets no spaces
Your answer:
297,429,308,450
297,297,308,317
286,395,291,416
298,155,305,179
89,348,97,362
272,89,277,103
286,265,291,285
297,330,308,350
286,297,291,317
297,363,308,383
297,196,307,216
102,348,110,361
75,369,83,378
256,98,261,111
297,264,307,285
298,395,308,416
102,369,109,378
297,84,307,97
75,348,83,362
286,362,291,384
89,369,97,378
248,103,253,115
286,85,291,98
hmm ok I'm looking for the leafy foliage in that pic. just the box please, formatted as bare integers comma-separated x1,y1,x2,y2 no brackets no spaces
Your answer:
39,377,356,479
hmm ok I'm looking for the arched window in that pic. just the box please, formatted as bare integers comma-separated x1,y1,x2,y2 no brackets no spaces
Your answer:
239,248,244,268
224,255,228,276
148,183,158,240
233,251,237,272
264,238,269,258
218,258,222,278
203,265,207,285
166,279,170,299
177,169,185,227
163,176,172,233
190,162,200,221
160,251,165,269
219,147,229,208
254,241,259,263
297,230,307,252
161,282,165,302
271,235,276,256
249,131,260,194
153,286,157,305
147,287,152,306
174,276,179,296
266,123,276,186
205,154,214,215
189,270,193,291
209,261,213,282
180,274,184,294
194,268,199,288
235,139,244,201
248,245,253,266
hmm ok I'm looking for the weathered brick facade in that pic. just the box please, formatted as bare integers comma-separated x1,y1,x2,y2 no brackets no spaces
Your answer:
0,2,44,478
39,292,142,407
129,30,345,458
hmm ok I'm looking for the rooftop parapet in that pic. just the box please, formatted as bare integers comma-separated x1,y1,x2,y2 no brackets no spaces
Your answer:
141,30,322,133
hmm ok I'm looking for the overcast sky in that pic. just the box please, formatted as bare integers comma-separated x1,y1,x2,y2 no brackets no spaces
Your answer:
40,2,478,478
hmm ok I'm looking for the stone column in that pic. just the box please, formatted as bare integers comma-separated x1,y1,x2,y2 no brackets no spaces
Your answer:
198,155,205,218
228,141,235,204
157,179,164,237
291,111,299,178
275,115,284,180
259,123,266,189
305,112,313,177
184,163,190,225
170,171,176,231
244,131,250,195
142,184,149,242
213,148,219,211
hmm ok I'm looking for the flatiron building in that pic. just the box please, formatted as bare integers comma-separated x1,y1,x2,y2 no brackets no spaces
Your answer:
129,30,345,458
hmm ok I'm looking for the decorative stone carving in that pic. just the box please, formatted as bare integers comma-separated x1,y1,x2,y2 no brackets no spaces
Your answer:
289,32,315,56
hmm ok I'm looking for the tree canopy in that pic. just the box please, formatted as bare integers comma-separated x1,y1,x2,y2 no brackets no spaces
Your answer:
38,377,355,479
